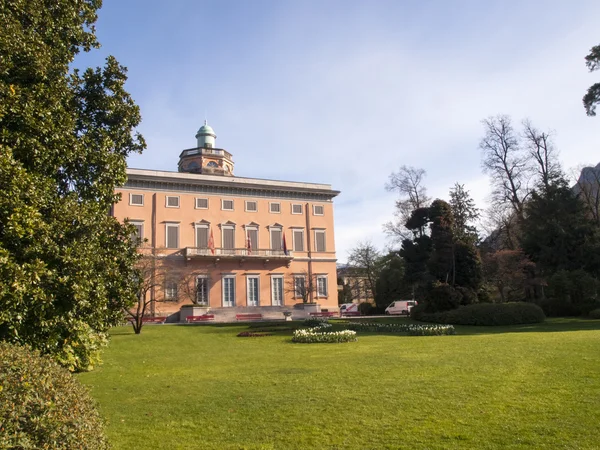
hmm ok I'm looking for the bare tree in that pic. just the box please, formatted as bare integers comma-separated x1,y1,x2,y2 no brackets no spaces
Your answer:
480,115,529,219
522,119,561,191
346,241,382,302
481,204,520,251
286,270,318,304
572,163,600,226
384,165,431,241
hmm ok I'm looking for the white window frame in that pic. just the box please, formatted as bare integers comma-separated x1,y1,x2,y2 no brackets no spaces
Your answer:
130,220,144,243
129,193,144,206
271,275,284,306
222,274,236,307
246,275,260,307
245,200,258,212
195,223,209,248
316,275,328,298
165,223,180,249
196,275,209,305
313,204,324,216
195,197,209,209
293,275,306,299
221,199,234,211
165,280,178,301
314,229,326,252
269,202,281,214
165,195,180,208
291,203,303,215
292,228,304,252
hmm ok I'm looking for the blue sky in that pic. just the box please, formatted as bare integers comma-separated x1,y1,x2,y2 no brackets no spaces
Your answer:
79,1,600,262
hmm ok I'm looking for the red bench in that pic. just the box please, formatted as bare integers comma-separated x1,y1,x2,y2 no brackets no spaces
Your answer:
341,311,361,317
236,313,263,321
186,314,215,323
309,312,338,317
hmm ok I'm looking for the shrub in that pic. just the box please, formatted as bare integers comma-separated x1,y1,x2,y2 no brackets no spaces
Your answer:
346,322,455,336
0,342,109,449
589,308,600,319
358,302,375,315
237,331,273,337
292,329,357,343
414,302,545,326
425,283,461,312
539,298,583,317
303,318,330,328
456,286,478,306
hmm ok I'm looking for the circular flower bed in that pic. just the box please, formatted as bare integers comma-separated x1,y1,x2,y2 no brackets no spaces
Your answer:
292,328,357,343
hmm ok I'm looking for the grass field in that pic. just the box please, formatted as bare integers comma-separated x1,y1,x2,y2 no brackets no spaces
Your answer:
78,318,600,449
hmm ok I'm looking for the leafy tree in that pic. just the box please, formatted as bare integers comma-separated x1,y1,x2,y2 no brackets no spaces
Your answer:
0,1,145,371
583,44,600,116
449,183,479,245
428,200,455,284
374,252,411,311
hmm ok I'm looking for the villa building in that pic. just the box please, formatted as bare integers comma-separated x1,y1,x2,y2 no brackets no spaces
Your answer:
111,122,340,319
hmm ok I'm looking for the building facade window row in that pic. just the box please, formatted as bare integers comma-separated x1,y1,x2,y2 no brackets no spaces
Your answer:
161,273,328,306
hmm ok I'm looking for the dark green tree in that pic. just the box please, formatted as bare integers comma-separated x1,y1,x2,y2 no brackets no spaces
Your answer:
583,44,600,116
449,183,479,245
428,200,455,283
0,1,145,371
374,252,411,311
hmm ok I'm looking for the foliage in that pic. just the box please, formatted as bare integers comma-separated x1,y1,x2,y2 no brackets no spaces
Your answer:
482,249,535,302
345,322,456,336
358,302,375,315
302,317,331,328
583,43,600,116
589,308,600,319
0,342,109,449
538,298,584,317
521,180,600,276
424,283,461,312
0,0,144,371
374,252,411,311
414,302,545,326
453,241,483,290
292,328,357,343
428,200,455,283
237,331,273,337
449,183,480,245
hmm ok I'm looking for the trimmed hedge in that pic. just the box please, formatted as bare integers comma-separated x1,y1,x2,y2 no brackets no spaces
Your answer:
0,342,109,449
346,322,456,336
589,308,600,319
412,302,545,326
539,299,600,317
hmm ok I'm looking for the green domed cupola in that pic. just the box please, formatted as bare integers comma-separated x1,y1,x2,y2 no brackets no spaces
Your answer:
195,120,216,148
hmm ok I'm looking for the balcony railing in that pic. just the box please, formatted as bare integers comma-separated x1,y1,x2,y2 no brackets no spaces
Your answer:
185,247,293,259
181,147,233,160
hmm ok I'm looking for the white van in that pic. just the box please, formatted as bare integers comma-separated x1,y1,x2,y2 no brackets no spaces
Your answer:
385,300,417,315
339,303,359,315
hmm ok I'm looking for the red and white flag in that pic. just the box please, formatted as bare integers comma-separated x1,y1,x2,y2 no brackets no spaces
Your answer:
247,231,252,255
282,233,288,256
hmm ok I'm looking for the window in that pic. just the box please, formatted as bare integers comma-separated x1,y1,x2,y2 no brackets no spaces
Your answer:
196,276,209,305
271,275,283,306
314,230,326,252
130,221,144,244
207,161,218,167
195,224,209,248
196,198,209,209
313,205,324,216
165,223,179,249
247,275,260,306
222,199,234,211
317,275,328,297
292,229,304,252
222,275,235,307
269,202,281,213
165,280,178,301
166,196,180,208
246,227,258,252
245,200,258,212
270,227,282,251
294,275,306,299
291,204,303,215
129,193,144,206
222,225,235,253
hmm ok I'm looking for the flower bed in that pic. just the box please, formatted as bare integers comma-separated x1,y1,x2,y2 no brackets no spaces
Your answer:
292,328,357,343
346,322,456,336
237,331,273,338
303,317,330,328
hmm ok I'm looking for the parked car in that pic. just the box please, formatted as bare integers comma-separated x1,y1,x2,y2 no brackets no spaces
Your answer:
339,303,359,315
385,300,417,315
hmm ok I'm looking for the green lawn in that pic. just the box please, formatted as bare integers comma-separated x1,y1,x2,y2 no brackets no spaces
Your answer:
78,318,600,449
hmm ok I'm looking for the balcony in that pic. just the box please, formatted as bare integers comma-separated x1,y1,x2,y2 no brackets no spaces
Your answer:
185,247,293,266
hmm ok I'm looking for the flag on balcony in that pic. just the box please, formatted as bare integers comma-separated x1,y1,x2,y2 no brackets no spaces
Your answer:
282,233,288,256
208,228,215,255
247,231,252,255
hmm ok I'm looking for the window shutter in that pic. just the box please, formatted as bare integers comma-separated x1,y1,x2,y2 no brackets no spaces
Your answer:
248,229,258,249
223,228,235,249
196,198,208,209
271,229,282,250
313,205,324,215
246,201,257,212
196,227,208,248
270,203,280,213
293,230,304,251
167,196,179,207
292,204,303,214
131,194,143,205
315,231,326,252
167,226,179,248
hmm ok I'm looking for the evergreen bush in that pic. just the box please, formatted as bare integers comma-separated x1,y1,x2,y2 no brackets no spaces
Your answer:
414,302,545,326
